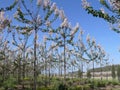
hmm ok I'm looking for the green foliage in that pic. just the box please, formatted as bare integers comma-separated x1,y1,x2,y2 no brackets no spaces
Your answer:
96,81,106,87
53,81,68,90
3,77,16,89
0,0,18,11
69,85,90,90
117,65,120,82
78,69,83,78
86,7,115,24
0,75,2,86
112,65,116,79
37,87,53,90
87,70,91,79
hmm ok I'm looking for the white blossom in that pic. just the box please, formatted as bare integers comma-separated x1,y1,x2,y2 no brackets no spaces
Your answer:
43,0,50,8
50,3,56,11
43,35,47,42
86,34,90,42
92,38,96,44
37,0,42,6
12,40,15,45
54,8,59,15
80,30,84,35
4,41,9,46
0,11,5,21
49,28,53,35
27,48,33,54
46,20,51,27
28,30,34,35
100,8,105,14
82,0,90,9
60,18,69,28
60,30,64,35
97,44,101,49
36,15,41,25
70,23,79,36
59,9,65,20
0,11,10,30
108,0,120,10
101,49,106,55
80,42,85,49
14,11,19,18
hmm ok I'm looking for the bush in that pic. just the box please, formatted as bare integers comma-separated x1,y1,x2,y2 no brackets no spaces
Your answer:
0,75,3,87
111,80,119,85
3,77,16,89
67,80,73,86
69,85,91,90
97,81,106,87
37,87,52,90
53,82,68,90
24,77,31,81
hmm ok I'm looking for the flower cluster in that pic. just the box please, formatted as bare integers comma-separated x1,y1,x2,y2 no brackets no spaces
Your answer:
59,10,66,21
37,0,42,6
108,0,120,10
50,3,57,11
86,34,90,42
70,23,79,36
43,0,50,8
82,0,90,9
0,11,10,31
100,8,105,14
0,11,5,22
36,15,42,25
60,18,69,28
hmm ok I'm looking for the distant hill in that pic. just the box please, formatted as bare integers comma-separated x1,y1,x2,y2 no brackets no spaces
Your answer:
89,64,120,72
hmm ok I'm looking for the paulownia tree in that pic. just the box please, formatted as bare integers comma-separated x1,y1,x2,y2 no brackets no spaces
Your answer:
9,0,71,89
72,30,108,89
47,18,79,84
12,31,31,89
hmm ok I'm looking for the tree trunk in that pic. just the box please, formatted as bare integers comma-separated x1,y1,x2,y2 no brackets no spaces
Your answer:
33,29,37,90
63,34,66,83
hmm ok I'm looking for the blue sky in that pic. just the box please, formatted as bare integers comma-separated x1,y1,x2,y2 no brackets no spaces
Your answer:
1,0,120,65
52,0,120,65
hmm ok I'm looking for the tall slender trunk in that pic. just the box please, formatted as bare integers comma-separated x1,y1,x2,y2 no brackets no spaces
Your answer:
33,29,37,90
18,58,21,84
22,49,25,89
63,34,66,83
81,61,83,79
48,61,51,86
60,57,62,77
100,60,103,81
72,65,73,80
45,57,47,87
59,58,60,77
93,60,94,79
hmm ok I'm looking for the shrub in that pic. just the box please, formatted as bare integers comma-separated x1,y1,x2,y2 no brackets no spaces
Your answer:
53,82,68,90
83,85,91,90
24,77,31,81
37,86,54,90
112,80,119,85
67,80,73,86
70,85,90,90
97,81,106,87
3,77,16,89
0,75,3,87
